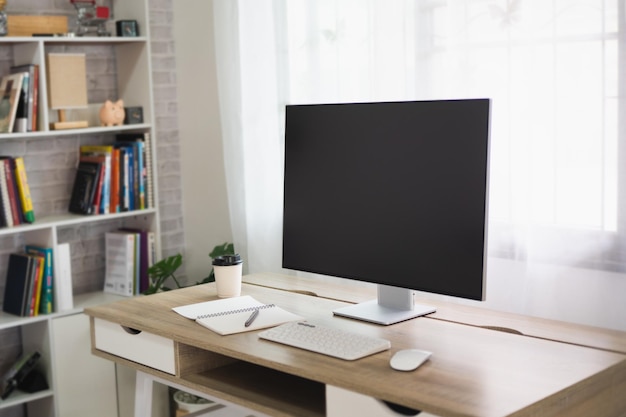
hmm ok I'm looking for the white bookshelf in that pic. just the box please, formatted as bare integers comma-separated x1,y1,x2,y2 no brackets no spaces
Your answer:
0,1,159,416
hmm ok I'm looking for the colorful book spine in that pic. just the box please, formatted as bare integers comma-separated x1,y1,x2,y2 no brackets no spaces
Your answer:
26,255,43,316
0,160,14,227
0,158,21,225
31,65,39,131
116,132,153,209
80,145,113,214
121,145,135,210
92,164,104,214
25,245,54,314
110,148,120,213
32,255,44,316
135,141,145,209
13,157,35,223
118,147,129,211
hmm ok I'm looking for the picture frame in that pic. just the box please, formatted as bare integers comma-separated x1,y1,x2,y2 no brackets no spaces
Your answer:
116,20,139,37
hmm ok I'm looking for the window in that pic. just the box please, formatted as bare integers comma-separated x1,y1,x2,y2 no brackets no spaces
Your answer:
282,0,623,270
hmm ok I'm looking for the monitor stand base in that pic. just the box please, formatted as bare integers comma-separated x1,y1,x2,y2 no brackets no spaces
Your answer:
333,299,436,325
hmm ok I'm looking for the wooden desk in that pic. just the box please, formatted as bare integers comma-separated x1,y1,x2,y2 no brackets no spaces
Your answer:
244,273,626,354
85,279,626,417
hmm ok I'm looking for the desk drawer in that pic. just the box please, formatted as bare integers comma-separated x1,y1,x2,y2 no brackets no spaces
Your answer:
94,318,176,374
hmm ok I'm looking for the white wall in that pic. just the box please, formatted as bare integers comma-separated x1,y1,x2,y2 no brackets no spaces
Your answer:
173,1,233,283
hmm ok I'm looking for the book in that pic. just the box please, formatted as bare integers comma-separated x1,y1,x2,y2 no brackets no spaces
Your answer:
10,64,38,132
116,133,150,209
80,145,113,214
172,295,304,335
114,143,135,210
33,255,45,315
26,255,44,316
91,160,105,214
110,148,120,213
31,65,39,131
147,231,156,270
68,160,102,215
0,160,13,227
25,245,54,315
11,72,29,133
2,253,34,316
0,72,25,133
13,156,35,223
1,351,41,400
119,228,149,294
13,157,35,223
103,232,136,296
0,157,23,225
0,180,6,228
117,146,130,211
55,242,74,312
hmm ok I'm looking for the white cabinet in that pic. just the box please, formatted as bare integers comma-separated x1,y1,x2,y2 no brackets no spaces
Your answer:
0,1,160,416
50,311,117,417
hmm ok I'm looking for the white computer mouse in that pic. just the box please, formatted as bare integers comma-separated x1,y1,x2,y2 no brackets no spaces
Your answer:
389,349,432,371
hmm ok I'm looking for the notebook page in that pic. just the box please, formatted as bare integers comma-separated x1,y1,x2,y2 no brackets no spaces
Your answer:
196,305,304,335
172,295,263,319
172,295,304,335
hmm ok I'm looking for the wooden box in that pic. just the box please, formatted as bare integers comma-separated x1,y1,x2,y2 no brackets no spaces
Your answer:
7,15,69,37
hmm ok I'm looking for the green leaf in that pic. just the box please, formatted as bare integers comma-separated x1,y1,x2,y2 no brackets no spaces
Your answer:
209,243,235,259
196,243,235,285
144,253,183,295
147,253,182,278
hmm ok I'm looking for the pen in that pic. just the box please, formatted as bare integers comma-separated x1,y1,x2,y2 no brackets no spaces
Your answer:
245,309,259,327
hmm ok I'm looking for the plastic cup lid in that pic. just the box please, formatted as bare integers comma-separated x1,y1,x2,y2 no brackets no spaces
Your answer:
212,254,243,266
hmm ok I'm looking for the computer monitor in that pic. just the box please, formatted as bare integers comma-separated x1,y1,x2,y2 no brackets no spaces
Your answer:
282,99,491,325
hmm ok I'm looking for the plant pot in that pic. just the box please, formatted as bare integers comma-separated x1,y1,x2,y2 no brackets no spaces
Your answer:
173,390,214,413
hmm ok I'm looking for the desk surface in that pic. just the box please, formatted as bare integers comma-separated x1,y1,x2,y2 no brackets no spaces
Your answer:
85,278,626,417
243,273,626,355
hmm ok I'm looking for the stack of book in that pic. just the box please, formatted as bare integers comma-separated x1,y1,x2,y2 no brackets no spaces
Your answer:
0,64,39,134
0,156,35,228
68,132,154,215
103,228,156,296
2,245,54,317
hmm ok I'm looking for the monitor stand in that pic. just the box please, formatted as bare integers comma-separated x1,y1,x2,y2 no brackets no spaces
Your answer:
333,284,436,325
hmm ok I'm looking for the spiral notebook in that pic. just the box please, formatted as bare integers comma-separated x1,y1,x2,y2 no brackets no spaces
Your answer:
172,295,304,335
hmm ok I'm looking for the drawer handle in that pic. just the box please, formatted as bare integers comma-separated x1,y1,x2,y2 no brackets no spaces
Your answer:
121,326,142,335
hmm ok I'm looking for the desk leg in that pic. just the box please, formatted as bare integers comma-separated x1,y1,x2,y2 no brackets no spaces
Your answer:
134,371,154,417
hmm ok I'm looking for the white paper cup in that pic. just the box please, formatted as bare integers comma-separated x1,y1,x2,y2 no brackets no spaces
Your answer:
213,254,243,298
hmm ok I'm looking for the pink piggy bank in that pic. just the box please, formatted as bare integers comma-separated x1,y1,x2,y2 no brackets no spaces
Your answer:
99,99,125,126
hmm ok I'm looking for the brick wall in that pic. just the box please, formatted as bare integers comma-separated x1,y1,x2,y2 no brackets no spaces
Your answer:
146,0,185,262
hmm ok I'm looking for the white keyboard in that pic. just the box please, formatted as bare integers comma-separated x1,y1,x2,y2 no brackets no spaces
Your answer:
258,321,391,360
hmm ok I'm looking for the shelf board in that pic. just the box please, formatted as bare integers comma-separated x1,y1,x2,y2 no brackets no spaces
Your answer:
183,361,325,417
0,123,151,141
0,291,127,331
0,208,157,236
0,388,54,410
0,36,148,44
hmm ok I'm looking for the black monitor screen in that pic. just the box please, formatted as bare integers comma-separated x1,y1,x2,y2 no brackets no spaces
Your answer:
283,99,490,306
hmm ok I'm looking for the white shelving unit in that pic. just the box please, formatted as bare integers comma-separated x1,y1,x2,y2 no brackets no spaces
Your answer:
0,1,160,416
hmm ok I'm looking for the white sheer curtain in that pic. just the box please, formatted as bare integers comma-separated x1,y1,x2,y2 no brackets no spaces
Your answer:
213,0,625,316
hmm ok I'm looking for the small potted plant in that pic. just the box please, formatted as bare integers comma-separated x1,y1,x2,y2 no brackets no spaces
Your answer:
143,242,235,295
